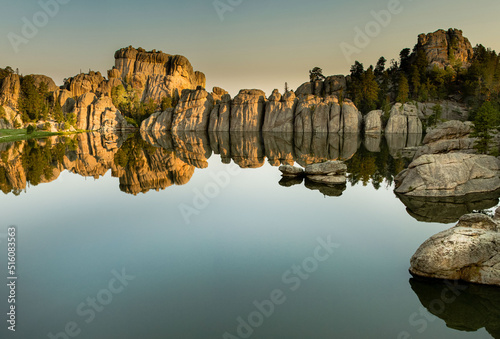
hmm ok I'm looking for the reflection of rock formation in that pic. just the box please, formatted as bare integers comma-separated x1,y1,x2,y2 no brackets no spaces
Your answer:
304,179,346,197
0,130,421,195
410,277,500,338
114,144,195,195
263,132,294,166
171,131,212,169
396,190,500,224
230,132,264,168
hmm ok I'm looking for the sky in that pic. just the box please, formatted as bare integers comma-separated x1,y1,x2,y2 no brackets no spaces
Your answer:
1,0,499,96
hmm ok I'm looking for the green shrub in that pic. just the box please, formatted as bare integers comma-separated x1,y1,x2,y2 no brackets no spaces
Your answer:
27,124,36,134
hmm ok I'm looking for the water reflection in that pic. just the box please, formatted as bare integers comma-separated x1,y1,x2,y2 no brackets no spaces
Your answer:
2,131,499,223
410,277,500,338
0,131,417,197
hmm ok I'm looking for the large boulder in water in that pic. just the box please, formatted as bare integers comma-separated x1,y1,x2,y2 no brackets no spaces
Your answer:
410,213,500,286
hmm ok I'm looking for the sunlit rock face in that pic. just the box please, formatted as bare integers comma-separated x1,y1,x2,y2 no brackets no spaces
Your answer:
410,213,500,286
171,89,214,132
230,90,267,132
113,46,206,102
0,73,21,108
416,28,474,69
72,93,132,132
262,90,296,133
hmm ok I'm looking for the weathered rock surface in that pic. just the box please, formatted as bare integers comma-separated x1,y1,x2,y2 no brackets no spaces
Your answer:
279,165,304,177
140,108,174,132
410,213,500,286
305,160,347,176
29,74,58,92
416,28,473,69
230,90,266,132
114,46,205,102
417,101,469,121
171,89,214,132
414,120,476,158
364,110,383,134
295,75,346,97
209,92,231,132
385,103,423,134
262,90,296,133
73,93,132,132
0,74,21,108
395,153,500,197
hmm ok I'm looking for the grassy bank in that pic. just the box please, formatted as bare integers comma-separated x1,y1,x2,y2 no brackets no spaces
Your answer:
0,129,82,143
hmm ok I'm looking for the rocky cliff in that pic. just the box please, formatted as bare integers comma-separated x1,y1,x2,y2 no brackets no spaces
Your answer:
415,28,474,69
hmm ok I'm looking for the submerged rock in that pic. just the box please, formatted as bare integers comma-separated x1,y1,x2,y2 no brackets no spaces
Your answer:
410,213,500,286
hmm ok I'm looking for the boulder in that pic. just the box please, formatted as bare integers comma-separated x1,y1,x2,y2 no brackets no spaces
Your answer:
230,89,266,132
341,100,362,134
385,103,423,134
171,89,214,132
415,120,476,159
262,90,296,133
279,165,304,177
410,213,500,286
209,93,231,132
305,161,347,176
364,110,383,134
395,153,500,197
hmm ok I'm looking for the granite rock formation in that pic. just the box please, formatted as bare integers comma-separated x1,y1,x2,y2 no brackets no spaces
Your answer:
410,213,500,286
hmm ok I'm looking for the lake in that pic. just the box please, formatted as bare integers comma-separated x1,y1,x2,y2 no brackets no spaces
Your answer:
0,131,498,339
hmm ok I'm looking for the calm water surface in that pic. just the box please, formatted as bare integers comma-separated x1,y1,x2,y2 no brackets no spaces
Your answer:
0,132,498,339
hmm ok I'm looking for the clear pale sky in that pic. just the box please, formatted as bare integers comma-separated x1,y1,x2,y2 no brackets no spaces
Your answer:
1,0,499,96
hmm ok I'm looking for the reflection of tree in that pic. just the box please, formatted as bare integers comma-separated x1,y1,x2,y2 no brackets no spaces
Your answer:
345,139,410,189
0,138,72,194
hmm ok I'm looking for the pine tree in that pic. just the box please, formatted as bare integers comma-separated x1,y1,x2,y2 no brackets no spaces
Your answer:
396,74,409,103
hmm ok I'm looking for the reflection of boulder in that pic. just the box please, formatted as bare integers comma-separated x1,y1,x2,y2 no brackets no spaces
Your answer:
304,179,346,197
208,131,231,164
230,132,264,168
410,277,500,338
262,132,294,166
279,176,304,188
364,134,381,153
396,190,500,224
171,131,212,168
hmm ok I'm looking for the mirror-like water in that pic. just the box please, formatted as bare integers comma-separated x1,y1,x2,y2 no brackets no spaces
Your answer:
0,131,498,339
